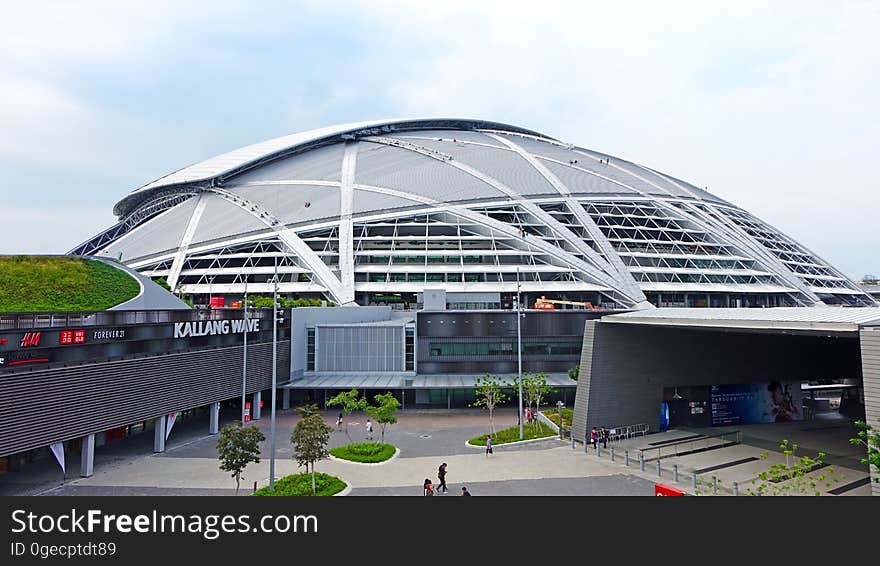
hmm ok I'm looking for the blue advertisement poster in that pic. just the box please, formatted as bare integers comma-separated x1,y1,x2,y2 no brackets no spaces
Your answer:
710,382,802,426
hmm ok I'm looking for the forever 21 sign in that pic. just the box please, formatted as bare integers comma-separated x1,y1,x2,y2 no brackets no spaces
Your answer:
173,319,260,339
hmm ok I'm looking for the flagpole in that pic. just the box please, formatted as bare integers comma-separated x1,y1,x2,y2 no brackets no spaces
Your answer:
269,257,278,492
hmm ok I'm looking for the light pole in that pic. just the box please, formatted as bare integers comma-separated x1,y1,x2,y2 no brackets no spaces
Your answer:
269,258,279,492
241,277,248,424
516,267,524,441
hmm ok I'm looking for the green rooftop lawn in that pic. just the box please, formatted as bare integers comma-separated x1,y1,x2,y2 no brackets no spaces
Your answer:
0,256,140,312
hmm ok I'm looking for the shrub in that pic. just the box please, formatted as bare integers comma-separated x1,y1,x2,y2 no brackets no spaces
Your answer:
468,422,556,446
543,408,573,427
252,473,346,496
329,442,396,463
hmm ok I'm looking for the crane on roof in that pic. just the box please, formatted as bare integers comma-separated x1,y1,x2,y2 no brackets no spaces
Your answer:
533,296,602,311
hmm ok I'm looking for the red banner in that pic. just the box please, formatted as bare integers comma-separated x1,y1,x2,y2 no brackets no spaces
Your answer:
210,296,225,308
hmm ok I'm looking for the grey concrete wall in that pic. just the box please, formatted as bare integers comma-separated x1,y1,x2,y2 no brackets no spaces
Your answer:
860,328,880,496
288,306,391,379
0,340,289,457
570,321,596,442
572,321,862,442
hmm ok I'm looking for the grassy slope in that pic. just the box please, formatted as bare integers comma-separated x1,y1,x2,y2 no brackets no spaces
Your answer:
0,256,140,312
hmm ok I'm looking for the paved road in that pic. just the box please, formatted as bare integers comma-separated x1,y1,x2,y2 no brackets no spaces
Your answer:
14,408,665,496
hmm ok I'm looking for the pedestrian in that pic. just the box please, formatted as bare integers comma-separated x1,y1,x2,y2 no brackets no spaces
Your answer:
486,435,493,457
366,418,373,440
601,425,608,449
437,463,448,494
424,478,434,496
590,426,598,449
461,486,471,496
336,413,343,431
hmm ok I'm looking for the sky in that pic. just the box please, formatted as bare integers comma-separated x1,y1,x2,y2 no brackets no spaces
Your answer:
1,0,877,280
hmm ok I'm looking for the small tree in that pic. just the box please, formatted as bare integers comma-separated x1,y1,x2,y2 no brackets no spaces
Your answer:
522,372,554,424
291,413,333,494
217,420,266,495
472,374,510,435
366,392,400,443
849,418,880,482
296,403,321,418
327,388,367,443
567,365,579,381
746,439,841,496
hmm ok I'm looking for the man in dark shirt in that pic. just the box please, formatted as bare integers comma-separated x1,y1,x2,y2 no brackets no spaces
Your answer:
437,463,448,494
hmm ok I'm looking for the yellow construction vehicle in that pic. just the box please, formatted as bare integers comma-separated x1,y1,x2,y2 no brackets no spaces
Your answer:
533,296,601,310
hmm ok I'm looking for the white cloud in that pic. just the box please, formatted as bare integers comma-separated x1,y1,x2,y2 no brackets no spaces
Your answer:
0,206,117,255
0,0,876,277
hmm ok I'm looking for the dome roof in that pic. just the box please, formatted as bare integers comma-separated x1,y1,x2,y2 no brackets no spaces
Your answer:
73,118,876,308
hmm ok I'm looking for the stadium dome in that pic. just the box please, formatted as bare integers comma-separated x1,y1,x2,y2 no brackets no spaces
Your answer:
73,118,876,309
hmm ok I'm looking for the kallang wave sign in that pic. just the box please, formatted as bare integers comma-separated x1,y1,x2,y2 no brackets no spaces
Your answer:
173,319,260,339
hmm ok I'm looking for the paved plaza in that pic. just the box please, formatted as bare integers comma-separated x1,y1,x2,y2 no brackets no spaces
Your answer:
1,408,871,497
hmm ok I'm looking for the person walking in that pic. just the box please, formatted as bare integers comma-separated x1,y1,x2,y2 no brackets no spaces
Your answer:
461,486,471,496
336,413,343,431
590,426,598,450
423,478,434,496
601,425,608,449
437,463,448,494
485,435,493,457
366,418,373,440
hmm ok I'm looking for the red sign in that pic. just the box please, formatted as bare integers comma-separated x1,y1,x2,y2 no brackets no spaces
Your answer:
60,330,87,345
20,332,41,348
655,483,686,496
0,338,8,345
210,296,225,308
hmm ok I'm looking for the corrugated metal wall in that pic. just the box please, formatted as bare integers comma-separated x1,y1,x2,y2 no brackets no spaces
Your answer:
0,341,289,457
317,326,402,372
860,328,880,495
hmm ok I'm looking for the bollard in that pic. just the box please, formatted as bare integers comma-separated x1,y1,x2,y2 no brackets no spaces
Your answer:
596,445,600,458
673,464,678,483
692,472,697,491
571,432,575,449
712,476,718,495
253,481,257,493
639,452,645,472
624,449,629,467
610,447,615,463
584,438,589,454
656,460,661,477
733,481,739,497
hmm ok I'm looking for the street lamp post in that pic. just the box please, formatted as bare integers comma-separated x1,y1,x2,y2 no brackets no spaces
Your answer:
516,267,524,441
241,278,248,424
269,260,279,492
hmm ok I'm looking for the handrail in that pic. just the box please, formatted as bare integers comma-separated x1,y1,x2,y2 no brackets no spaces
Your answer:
638,430,742,461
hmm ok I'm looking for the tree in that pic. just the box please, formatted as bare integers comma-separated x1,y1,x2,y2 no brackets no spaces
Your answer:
296,403,321,418
366,392,400,443
153,277,171,291
217,420,266,495
522,372,555,425
849,418,880,482
327,388,367,443
290,413,333,494
567,365,579,381
472,374,510,435
746,439,841,496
